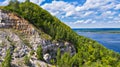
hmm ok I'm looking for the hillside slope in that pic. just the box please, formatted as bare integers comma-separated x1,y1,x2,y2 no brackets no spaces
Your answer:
0,9,76,67
1,1,120,67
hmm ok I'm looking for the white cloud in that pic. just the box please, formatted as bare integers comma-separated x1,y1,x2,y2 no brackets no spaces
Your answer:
42,0,118,19
100,2,116,10
115,4,120,10
108,16,113,19
73,20,85,24
65,11,74,17
92,21,96,23
101,11,116,17
73,19,95,24
41,0,120,28
30,0,45,5
18,0,25,2
75,0,114,11
83,11,94,17
119,14,120,17
113,17,120,23
19,0,45,5
42,1,76,17
84,19,93,24
0,0,9,6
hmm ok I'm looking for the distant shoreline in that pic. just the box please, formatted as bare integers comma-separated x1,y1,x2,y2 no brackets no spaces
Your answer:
72,28,120,34
72,28,120,29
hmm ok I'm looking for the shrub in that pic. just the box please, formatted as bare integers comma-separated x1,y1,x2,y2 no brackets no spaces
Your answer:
24,55,30,65
36,45,43,60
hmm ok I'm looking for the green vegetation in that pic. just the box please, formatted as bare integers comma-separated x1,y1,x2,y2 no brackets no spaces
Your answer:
22,39,32,48
25,0,30,2
36,45,43,60
0,6,4,9
56,48,61,65
24,55,30,66
2,49,12,67
30,50,35,56
2,1,120,66
57,52,73,67
14,30,32,48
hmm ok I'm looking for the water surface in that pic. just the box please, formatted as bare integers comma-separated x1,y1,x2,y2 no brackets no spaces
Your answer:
73,28,120,53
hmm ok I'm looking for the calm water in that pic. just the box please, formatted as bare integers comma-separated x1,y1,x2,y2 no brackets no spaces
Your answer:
73,28,120,53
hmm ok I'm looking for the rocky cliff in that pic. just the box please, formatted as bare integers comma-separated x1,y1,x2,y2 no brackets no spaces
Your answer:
0,10,76,67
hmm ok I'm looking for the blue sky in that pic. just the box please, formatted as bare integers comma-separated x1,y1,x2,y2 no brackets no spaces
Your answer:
0,0,120,28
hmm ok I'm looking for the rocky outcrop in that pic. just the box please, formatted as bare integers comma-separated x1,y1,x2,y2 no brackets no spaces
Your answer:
0,10,35,35
0,10,76,67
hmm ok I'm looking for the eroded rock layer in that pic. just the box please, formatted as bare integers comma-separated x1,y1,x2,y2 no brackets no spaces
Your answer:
0,10,35,35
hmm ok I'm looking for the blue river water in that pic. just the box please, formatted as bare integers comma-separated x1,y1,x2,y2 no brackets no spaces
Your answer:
73,28,120,53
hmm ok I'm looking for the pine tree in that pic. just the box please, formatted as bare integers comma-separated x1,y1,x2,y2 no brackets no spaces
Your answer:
8,0,14,6
25,0,30,2
8,0,19,9
36,45,43,60
56,48,61,65
2,49,12,67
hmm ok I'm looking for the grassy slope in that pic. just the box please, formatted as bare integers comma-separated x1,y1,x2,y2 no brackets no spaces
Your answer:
2,2,120,66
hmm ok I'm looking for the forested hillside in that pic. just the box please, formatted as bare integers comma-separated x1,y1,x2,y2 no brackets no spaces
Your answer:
2,0,120,67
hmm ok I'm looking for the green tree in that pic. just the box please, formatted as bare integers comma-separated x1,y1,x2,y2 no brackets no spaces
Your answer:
8,0,19,11
8,0,14,6
59,52,71,67
24,55,30,66
2,49,12,67
36,45,43,60
56,48,61,65
25,0,30,2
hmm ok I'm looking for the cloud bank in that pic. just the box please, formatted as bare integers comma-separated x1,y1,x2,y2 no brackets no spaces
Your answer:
42,0,120,28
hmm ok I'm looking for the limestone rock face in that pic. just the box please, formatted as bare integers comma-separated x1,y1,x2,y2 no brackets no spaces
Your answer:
0,10,35,35
0,10,76,67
